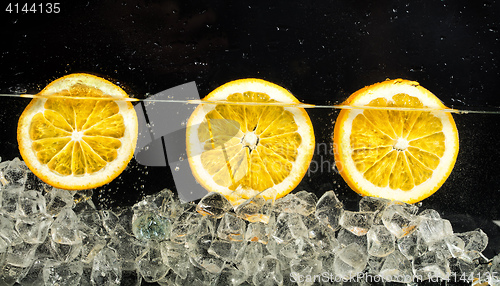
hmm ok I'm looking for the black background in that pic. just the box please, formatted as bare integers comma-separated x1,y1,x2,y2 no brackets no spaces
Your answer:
1,0,499,269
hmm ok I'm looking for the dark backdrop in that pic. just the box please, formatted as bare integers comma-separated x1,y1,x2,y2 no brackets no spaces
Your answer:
1,0,499,260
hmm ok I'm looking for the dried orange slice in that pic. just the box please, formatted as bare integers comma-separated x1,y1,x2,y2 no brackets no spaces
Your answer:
333,79,459,203
17,73,138,190
186,79,315,206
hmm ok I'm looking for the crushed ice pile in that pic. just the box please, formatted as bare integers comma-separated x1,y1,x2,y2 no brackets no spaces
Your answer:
0,157,499,286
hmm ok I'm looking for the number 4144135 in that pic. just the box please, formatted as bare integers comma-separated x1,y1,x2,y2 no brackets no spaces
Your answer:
6,3,60,13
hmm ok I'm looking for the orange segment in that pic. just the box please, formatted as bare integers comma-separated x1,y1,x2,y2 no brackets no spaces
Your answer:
17,73,138,190
186,78,315,206
334,79,459,203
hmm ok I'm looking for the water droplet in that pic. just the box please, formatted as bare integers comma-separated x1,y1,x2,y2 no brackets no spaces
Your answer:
174,166,180,171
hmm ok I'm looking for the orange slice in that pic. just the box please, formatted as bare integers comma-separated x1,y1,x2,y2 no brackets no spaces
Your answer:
186,78,315,206
333,79,459,203
17,73,138,190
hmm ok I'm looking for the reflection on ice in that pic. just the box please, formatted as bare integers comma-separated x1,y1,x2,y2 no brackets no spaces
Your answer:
0,157,498,285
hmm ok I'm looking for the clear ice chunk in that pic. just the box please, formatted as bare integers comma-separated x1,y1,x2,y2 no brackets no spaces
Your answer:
378,250,413,283
80,230,107,264
17,258,45,286
339,210,375,236
234,194,274,223
217,213,246,241
196,192,233,218
50,208,81,245
15,213,52,244
238,241,264,276
367,225,395,257
45,188,75,216
359,196,390,212
208,239,246,263
252,256,283,286
337,228,367,249
245,221,271,244
280,237,316,260
0,157,28,189
0,213,23,251
43,260,83,286
315,190,343,231
136,241,170,282
290,258,323,286
397,229,428,260
160,240,191,279
274,191,317,216
132,211,171,241
108,225,148,271
412,251,451,281
91,247,122,286
18,189,46,217
417,217,453,245
382,204,420,238
456,229,488,253
333,243,368,279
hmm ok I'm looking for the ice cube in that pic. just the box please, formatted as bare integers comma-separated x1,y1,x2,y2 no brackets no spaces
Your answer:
252,256,283,286
132,211,171,241
337,228,367,251
333,243,368,279
15,213,53,244
120,270,142,286
0,263,31,286
196,192,233,218
378,250,413,283
359,196,390,212
108,225,148,271
0,213,23,251
280,237,316,260
18,189,46,217
45,188,75,216
307,222,339,255
187,231,225,274
101,209,119,234
91,247,122,286
382,204,420,238
237,241,264,276
208,239,247,263
50,208,81,245
456,229,488,253
412,251,451,281
217,213,246,242
271,213,294,244
1,187,21,216
136,241,170,282
490,254,500,286
367,225,395,257
160,240,191,279
290,258,323,286
234,194,274,223
0,157,28,188
80,230,107,264
73,200,106,237
17,258,45,286
50,239,83,262
417,217,453,245
245,221,271,244
339,210,375,236
4,242,38,267
214,266,248,286
43,260,83,286
397,229,428,260
275,191,317,216
315,191,343,231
